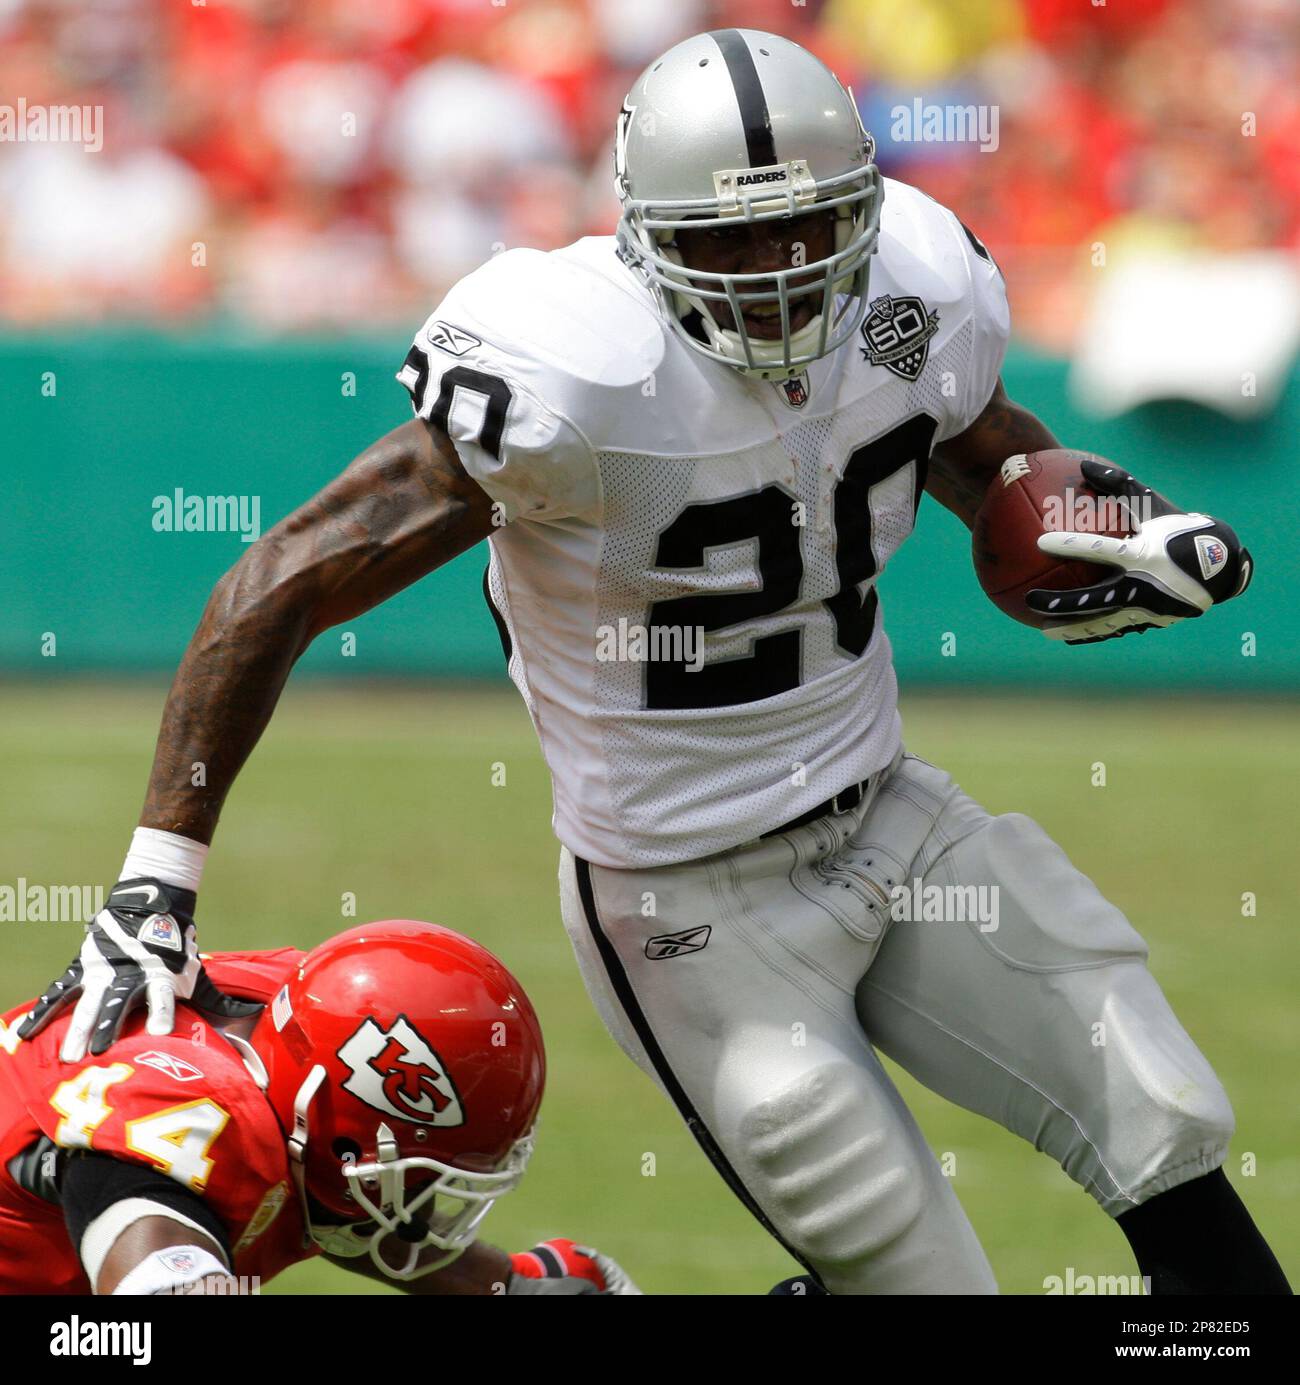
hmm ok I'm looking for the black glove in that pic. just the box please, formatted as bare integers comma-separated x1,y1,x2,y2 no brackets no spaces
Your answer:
17,877,260,1061
1025,457,1253,644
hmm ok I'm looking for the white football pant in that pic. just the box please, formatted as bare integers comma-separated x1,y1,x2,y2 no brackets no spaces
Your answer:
559,752,1234,1294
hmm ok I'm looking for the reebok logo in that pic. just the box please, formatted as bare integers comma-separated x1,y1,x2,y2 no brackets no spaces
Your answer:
426,321,481,357
645,926,711,960
136,1050,204,1082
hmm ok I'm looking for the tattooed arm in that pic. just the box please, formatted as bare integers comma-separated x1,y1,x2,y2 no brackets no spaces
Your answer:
18,418,497,1058
142,419,495,842
925,378,1060,530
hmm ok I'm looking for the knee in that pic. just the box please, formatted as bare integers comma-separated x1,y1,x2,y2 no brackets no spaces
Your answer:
1086,1057,1236,1214
1138,1075,1236,1199
738,1062,926,1269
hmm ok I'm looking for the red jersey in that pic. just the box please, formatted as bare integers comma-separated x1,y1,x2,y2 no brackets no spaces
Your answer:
0,947,318,1293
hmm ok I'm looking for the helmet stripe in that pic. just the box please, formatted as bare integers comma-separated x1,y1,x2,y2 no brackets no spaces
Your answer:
710,29,777,169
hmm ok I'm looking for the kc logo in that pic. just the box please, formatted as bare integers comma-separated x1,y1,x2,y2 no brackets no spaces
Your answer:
337,1015,465,1127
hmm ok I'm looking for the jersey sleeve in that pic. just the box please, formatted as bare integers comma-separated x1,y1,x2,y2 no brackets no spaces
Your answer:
397,282,601,525
942,215,1011,439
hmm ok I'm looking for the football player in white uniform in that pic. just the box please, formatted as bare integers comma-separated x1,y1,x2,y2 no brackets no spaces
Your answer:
23,31,1283,1294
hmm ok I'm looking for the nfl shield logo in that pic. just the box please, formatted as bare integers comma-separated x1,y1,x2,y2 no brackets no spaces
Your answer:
142,913,182,952
778,372,810,408
1194,534,1229,580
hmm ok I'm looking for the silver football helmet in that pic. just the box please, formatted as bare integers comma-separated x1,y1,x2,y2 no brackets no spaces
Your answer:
615,29,883,381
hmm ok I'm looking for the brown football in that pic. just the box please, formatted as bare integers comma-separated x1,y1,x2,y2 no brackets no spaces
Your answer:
972,449,1134,628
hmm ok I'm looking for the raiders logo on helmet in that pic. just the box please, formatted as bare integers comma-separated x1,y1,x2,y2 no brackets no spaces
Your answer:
337,1014,465,1127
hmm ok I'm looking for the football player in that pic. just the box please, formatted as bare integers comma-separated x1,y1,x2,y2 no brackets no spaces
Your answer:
1,918,637,1295
20,30,1285,1293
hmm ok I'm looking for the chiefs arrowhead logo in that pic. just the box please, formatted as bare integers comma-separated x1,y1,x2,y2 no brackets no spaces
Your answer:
336,1015,464,1128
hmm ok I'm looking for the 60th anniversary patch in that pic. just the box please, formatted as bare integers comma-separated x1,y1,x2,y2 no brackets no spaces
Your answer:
861,294,940,381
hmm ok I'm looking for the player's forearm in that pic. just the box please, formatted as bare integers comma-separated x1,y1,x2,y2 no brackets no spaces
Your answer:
927,379,1061,529
402,1241,514,1296
139,419,495,845
94,1215,231,1294
138,556,312,843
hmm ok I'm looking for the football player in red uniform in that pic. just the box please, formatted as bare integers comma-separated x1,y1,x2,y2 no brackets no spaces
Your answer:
0,918,637,1295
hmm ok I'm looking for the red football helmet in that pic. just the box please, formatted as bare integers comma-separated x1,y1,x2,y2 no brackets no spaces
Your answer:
250,920,545,1279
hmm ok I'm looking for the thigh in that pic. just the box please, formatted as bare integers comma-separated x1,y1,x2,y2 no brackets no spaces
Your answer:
558,842,997,1294
856,756,1234,1216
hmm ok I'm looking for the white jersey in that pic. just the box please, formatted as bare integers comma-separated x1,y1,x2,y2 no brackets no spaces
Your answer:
399,178,1010,868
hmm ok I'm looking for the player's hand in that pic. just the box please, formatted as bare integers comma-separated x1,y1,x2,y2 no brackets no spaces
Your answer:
508,1238,643,1295
1025,457,1253,644
16,878,261,1061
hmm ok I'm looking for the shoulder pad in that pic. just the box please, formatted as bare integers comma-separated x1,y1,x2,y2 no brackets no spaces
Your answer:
31,1028,284,1197
875,179,994,318
406,239,676,458
874,178,1010,434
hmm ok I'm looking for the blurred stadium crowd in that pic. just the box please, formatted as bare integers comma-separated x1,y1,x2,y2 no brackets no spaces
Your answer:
0,0,1296,347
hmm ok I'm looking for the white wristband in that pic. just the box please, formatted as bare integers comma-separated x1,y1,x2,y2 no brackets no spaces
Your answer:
81,1197,215,1288
121,827,208,894
112,1244,230,1295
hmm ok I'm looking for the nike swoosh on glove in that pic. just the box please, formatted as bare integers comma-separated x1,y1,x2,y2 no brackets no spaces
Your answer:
17,878,261,1062
508,1238,643,1295
1025,457,1253,644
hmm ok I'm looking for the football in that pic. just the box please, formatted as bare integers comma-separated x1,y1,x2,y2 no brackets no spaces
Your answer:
972,448,1135,628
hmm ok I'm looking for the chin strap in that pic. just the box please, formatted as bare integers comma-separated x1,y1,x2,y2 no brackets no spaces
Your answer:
286,1063,328,1251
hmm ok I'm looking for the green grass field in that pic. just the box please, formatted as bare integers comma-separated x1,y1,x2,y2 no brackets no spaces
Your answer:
1,682,1295,1294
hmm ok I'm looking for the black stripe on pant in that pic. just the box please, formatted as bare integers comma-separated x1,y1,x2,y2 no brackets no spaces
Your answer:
573,855,821,1284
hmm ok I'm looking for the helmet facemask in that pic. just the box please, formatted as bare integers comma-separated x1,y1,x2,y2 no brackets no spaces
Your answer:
617,123,884,381
287,1064,534,1282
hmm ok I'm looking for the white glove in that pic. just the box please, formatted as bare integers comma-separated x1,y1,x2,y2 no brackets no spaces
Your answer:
18,878,259,1061
1025,458,1253,644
